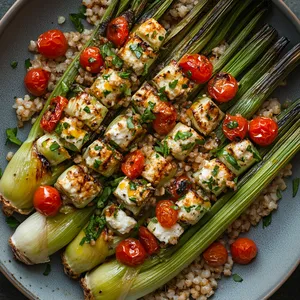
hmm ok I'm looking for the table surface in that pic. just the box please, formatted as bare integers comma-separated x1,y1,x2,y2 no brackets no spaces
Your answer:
0,0,299,299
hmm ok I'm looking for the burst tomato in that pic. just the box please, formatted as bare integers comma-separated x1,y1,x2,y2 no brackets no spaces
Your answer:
222,114,248,141
168,175,192,199
37,29,68,59
40,96,69,132
156,200,178,228
24,68,50,96
79,46,104,73
139,226,159,255
231,237,258,265
203,242,228,267
107,16,129,48
249,117,278,146
121,150,145,180
33,186,62,216
179,54,213,84
116,238,147,267
152,102,177,135
208,72,238,102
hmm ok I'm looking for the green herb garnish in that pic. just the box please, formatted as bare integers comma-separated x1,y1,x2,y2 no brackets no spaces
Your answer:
212,165,219,176
223,151,240,170
262,213,272,228
50,141,60,151
80,215,106,245
292,178,299,197
93,159,102,169
119,71,131,79
169,80,178,89
155,140,169,157
232,274,243,282
5,216,20,228
127,117,135,129
96,186,112,209
5,128,22,146
88,57,96,63
158,87,168,101
181,142,195,151
226,121,238,129
141,101,156,123
129,181,137,190
174,131,193,141
158,36,164,41
10,61,18,69
129,197,137,203
129,44,143,59
25,58,32,69
83,106,91,113
69,7,86,33
43,263,51,276
103,90,111,97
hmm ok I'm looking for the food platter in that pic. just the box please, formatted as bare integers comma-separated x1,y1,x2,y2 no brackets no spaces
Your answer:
0,0,299,299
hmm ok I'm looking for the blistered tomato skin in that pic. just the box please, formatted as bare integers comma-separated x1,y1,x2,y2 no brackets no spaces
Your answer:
222,114,249,141
179,54,213,84
79,47,104,74
33,186,62,217
116,238,147,267
37,29,68,59
208,72,238,102
156,200,178,228
24,68,50,96
107,16,129,48
231,237,258,265
40,96,69,132
203,242,228,267
249,117,278,146
139,226,159,255
121,150,145,180
152,102,177,135
169,175,192,200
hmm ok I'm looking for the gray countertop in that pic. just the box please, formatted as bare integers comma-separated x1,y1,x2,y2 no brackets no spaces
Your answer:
0,0,299,299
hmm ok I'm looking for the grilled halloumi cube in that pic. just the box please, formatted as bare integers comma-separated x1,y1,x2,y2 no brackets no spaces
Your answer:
113,177,154,215
141,151,177,187
218,139,261,176
194,159,235,196
147,218,184,245
64,93,108,131
55,165,102,208
165,122,205,161
104,204,137,235
55,116,89,152
36,133,71,166
132,83,161,120
104,113,145,151
187,97,224,136
152,60,192,100
118,34,157,76
135,18,166,50
90,69,132,108
83,140,123,177
176,190,211,225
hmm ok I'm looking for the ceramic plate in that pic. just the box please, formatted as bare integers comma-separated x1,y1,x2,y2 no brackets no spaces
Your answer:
0,1,299,299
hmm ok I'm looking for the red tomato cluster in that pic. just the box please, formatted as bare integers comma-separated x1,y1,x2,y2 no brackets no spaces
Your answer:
107,16,129,48
121,150,145,180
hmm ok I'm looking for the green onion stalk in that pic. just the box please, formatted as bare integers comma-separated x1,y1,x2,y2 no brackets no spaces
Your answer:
9,207,94,265
82,123,300,300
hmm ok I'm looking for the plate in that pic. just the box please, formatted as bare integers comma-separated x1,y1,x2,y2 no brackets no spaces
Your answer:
0,1,299,299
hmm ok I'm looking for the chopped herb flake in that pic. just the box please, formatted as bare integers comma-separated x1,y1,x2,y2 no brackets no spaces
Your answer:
25,58,32,69
6,128,22,146
186,70,192,78
69,13,84,33
94,145,102,151
129,44,143,59
232,274,243,282
169,80,178,89
158,87,168,101
50,141,60,151
212,165,219,176
152,218,158,223
80,215,106,245
63,122,70,129
43,263,51,276
171,205,179,210
88,57,96,63
292,178,299,197
195,139,205,145
182,84,188,89
181,142,195,151
155,140,169,157
6,216,20,228
158,36,164,41
223,151,240,170
129,197,137,203
93,159,102,169
276,189,282,200
10,61,18,69
141,101,156,123
174,131,193,141
102,74,111,80
83,106,91,113
226,121,238,129
120,84,131,96
127,117,135,129
262,213,272,228
142,64,149,76
100,43,123,68
119,71,131,79
129,181,137,190
103,90,111,97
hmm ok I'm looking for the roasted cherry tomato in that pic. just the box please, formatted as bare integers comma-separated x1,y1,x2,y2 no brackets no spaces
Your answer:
107,16,129,48
80,46,104,73
169,175,192,199
40,96,68,132
139,226,159,255
249,117,278,146
152,102,177,135
203,242,228,267
121,150,145,180
222,114,248,141
37,29,68,59
33,185,62,216
231,237,258,265
208,72,238,102
156,200,178,228
116,238,147,267
24,68,50,96
179,54,213,84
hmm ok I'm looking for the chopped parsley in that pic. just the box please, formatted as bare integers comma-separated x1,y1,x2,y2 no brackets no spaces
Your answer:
50,141,60,151
69,6,86,33
25,58,32,69
120,84,131,96
169,79,178,89
93,159,102,169
183,206,195,213
212,165,219,176
100,43,123,68
88,57,96,63
83,106,91,113
276,189,282,200
5,216,20,228
102,74,111,80
43,263,51,276
5,128,22,146
151,31,157,39
129,44,144,59
127,117,135,129
119,71,131,79
223,151,240,170
80,215,107,245
182,84,189,89
181,142,195,151
63,122,70,129
129,181,137,190
142,64,149,76
232,274,243,282
246,145,261,161
152,218,158,223
155,140,170,157
96,186,112,209
292,178,299,197
174,131,193,141
195,139,205,145
186,70,192,78
141,101,156,123
203,176,215,191
262,213,272,228
158,87,168,101
94,145,102,151
158,36,164,41
206,113,212,121
10,61,18,69
55,123,63,135
226,121,238,129
129,197,137,203
171,205,179,210
103,90,111,97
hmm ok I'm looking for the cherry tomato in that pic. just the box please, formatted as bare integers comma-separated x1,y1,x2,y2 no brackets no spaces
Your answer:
203,242,228,267
37,29,68,59
179,54,213,84
139,226,159,255
107,16,129,48
116,238,147,267
168,175,192,199
152,102,177,135
249,117,278,146
222,114,248,141
231,237,258,265
121,150,145,180
24,68,50,96
33,186,62,216
156,200,178,228
208,72,238,102
40,96,69,132
79,46,104,73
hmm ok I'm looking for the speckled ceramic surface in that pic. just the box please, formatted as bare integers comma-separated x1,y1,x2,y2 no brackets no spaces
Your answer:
0,1,299,300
